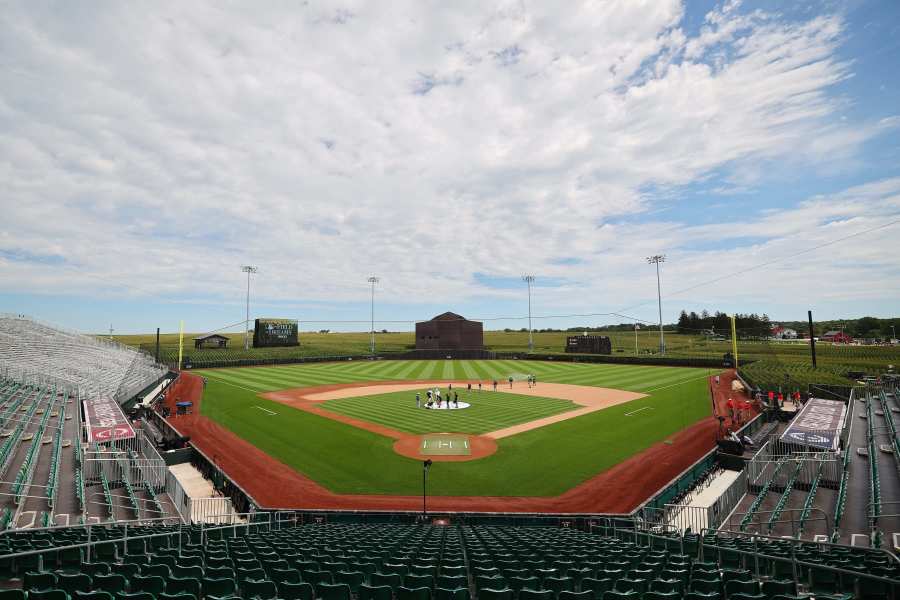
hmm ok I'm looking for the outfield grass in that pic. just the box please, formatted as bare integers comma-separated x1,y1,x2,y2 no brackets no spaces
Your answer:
320,389,578,434
196,360,714,496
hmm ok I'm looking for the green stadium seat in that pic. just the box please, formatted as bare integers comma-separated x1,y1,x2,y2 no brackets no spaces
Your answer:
158,594,196,600
436,575,467,590
15,554,44,575
600,592,639,600
543,577,574,598
56,573,91,595
241,580,277,600
25,572,58,591
0,591,26,600
370,572,401,590
317,582,352,600
202,578,236,598
729,594,765,600
761,580,794,599
723,575,756,594
397,587,432,600
335,571,366,593
93,574,127,594
519,590,553,600
164,577,200,598
558,592,592,600
643,592,679,600
359,584,394,600
690,578,722,596
436,588,470,600
74,592,114,600
478,589,513,600
405,574,434,590
28,591,69,600
169,566,202,581
141,566,171,580
131,575,166,596
279,582,315,600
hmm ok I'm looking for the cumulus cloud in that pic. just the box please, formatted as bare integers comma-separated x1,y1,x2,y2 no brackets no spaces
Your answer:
0,1,897,326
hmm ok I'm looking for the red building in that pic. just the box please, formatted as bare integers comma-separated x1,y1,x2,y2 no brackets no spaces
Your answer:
822,330,854,343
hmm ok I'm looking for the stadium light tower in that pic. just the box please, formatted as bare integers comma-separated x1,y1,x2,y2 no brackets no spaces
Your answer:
368,276,379,355
241,265,258,350
646,255,666,355
522,275,535,352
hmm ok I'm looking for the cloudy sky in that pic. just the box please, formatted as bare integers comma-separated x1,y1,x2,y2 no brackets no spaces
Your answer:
1,0,899,334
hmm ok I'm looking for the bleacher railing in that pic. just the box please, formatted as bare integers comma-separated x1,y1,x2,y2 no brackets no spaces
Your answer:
609,518,900,599
0,511,295,563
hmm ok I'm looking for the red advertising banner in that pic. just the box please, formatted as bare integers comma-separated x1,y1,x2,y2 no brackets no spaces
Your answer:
83,397,135,443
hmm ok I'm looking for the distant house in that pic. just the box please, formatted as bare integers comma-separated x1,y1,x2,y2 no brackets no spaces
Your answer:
822,330,853,344
193,334,229,349
771,325,798,339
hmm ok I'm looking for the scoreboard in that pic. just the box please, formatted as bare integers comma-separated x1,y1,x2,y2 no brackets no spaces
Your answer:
253,318,299,347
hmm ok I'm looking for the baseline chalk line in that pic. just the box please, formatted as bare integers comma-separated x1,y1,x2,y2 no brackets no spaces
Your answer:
624,406,653,416
253,406,277,415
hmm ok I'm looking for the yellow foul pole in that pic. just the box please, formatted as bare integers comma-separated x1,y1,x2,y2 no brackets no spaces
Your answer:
178,320,184,370
731,315,739,368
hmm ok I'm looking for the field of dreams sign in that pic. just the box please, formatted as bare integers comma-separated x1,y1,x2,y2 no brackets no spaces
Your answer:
83,397,135,443
780,397,847,451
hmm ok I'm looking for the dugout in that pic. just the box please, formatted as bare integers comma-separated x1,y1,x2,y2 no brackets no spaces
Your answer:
565,335,612,354
416,312,483,350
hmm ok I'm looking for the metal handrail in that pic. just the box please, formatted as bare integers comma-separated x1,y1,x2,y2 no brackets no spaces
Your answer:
723,506,833,538
617,523,900,599
0,511,290,563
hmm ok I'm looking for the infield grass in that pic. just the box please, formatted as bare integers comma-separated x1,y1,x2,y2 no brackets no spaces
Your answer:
196,360,714,496
320,389,577,434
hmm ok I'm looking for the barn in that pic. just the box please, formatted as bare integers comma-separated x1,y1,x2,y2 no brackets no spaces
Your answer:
415,312,484,350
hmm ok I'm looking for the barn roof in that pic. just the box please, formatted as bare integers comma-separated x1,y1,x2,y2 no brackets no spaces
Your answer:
431,312,467,321
193,334,229,341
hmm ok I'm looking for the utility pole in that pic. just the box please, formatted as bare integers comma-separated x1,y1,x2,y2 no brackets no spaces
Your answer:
808,310,817,369
647,255,666,354
241,266,258,350
634,323,640,355
422,459,432,520
368,276,379,356
522,275,535,352
108,325,114,340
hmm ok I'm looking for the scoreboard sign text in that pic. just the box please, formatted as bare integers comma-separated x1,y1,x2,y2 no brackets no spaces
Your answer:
253,318,299,347
83,397,135,443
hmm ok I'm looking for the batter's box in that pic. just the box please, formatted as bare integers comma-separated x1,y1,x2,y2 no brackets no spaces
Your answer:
421,434,471,456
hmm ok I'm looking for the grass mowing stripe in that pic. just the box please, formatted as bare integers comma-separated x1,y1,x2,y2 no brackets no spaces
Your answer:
320,389,575,435
441,361,454,379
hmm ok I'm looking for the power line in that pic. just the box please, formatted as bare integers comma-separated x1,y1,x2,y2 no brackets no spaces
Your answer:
617,216,900,315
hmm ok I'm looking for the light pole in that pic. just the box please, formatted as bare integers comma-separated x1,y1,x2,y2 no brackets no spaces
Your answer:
646,255,666,355
367,276,379,356
634,323,640,355
240,266,258,350
522,275,535,352
422,459,433,519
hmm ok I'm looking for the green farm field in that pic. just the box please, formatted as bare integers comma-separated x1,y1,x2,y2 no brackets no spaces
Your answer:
116,329,900,390
195,360,715,496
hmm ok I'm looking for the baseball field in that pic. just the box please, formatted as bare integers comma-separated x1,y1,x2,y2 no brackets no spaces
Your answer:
187,359,717,500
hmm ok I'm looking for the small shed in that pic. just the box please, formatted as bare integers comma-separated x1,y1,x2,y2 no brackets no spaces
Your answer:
193,334,229,349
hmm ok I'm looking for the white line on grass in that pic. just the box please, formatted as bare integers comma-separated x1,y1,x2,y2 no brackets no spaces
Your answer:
253,406,277,415
624,407,653,416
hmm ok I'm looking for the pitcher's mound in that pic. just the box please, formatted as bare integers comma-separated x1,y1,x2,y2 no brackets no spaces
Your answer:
393,432,498,462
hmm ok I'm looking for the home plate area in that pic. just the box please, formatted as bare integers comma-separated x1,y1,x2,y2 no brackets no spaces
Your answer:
421,434,471,456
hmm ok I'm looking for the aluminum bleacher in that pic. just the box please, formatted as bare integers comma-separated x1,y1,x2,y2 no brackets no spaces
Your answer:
0,314,166,403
